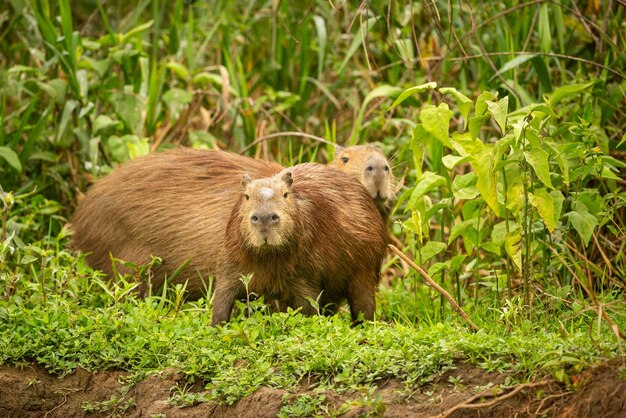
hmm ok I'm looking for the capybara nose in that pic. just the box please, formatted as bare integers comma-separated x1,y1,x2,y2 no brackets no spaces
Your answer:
251,213,280,225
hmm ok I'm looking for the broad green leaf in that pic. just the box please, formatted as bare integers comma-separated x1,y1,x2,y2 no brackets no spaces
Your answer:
449,254,466,273
442,154,471,170
551,190,564,226
475,91,496,117
566,209,599,246
524,147,554,189
547,82,595,106
0,146,22,172
505,228,523,272
81,56,111,78
419,241,447,263
407,172,446,209
55,100,79,147
420,103,453,148
505,181,524,213
538,4,552,53
452,172,479,200
618,131,626,148
468,115,490,140
481,242,501,256
162,88,193,105
439,87,472,127
528,188,556,233
491,221,521,245
471,143,499,215
93,115,122,134
428,262,448,278
387,82,437,111
20,255,38,264
448,219,475,244
486,96,509,133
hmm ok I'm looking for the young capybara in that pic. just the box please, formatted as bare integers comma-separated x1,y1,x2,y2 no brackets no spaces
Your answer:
211,163,387,325
71,145,394,299
328,144,394,216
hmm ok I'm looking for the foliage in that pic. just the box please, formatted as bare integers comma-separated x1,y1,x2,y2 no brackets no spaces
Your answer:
0,0,625,411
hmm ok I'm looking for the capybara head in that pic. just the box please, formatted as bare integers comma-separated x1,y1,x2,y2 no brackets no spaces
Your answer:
238,171,296,250
330,144,394,207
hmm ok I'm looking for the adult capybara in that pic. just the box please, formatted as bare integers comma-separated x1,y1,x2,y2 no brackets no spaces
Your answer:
211,163,387,325
70,148,282,298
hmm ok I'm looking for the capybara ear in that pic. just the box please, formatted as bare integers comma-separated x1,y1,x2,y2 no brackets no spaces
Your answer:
241,174,252,189
281,172,293,188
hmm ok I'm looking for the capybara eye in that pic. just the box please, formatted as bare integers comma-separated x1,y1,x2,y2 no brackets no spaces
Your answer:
272,214,280,222
244,194,250,200
384,166,389,172
251,215,258,222
367,166,373,172
283,192,288,198
341,157,349,164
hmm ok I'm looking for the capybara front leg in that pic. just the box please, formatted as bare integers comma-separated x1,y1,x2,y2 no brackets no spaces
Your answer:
346,273,376,323
211,278,245,326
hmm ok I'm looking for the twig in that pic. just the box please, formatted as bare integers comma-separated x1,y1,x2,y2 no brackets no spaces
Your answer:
239,131,334,154
432,380,550,418
388,244,480,332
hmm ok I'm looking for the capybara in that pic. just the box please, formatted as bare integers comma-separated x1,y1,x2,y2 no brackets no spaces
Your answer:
211,163,387,325
71,146,394,299
71,149,282,298
328,144,395,216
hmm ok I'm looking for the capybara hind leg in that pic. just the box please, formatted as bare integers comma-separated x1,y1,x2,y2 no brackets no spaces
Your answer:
211,279,245,326
347,276,376,323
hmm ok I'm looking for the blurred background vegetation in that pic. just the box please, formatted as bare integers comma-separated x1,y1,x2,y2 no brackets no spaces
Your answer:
0,0,625,327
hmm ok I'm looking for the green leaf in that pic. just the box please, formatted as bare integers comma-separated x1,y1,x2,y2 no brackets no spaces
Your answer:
407,172,446,209
493,54,537,79
419,241,447,263
442,154,471,170
452,173,479,200
93,115,122,134
0,146,22,172
617,131,626,148
528,188,556,233
468,115,490,140
538,4,552,53
313,15,327,78
387,82,437,111
20,255,38,264
486,96,509,133
565,209,599,247
439,87,472,127
524,147,554,189
420,103,453,148
547,82,595,106
449,219,475,244
164,62,191,81
471,144,499,215
505,228,523,272
475,91,496,116
162,88,193,105
491,221,521,245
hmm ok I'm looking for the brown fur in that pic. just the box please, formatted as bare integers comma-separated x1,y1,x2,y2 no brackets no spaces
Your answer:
70,148,282,298
328,144,395,217
211,163,387,325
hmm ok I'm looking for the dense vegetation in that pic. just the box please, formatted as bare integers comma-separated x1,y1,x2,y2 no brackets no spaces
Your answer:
1,0,625,414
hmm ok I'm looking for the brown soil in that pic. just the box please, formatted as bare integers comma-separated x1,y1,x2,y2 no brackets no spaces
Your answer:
0,359,624,418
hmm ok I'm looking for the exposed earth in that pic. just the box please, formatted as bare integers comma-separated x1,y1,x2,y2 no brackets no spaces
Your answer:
1,359,624,417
